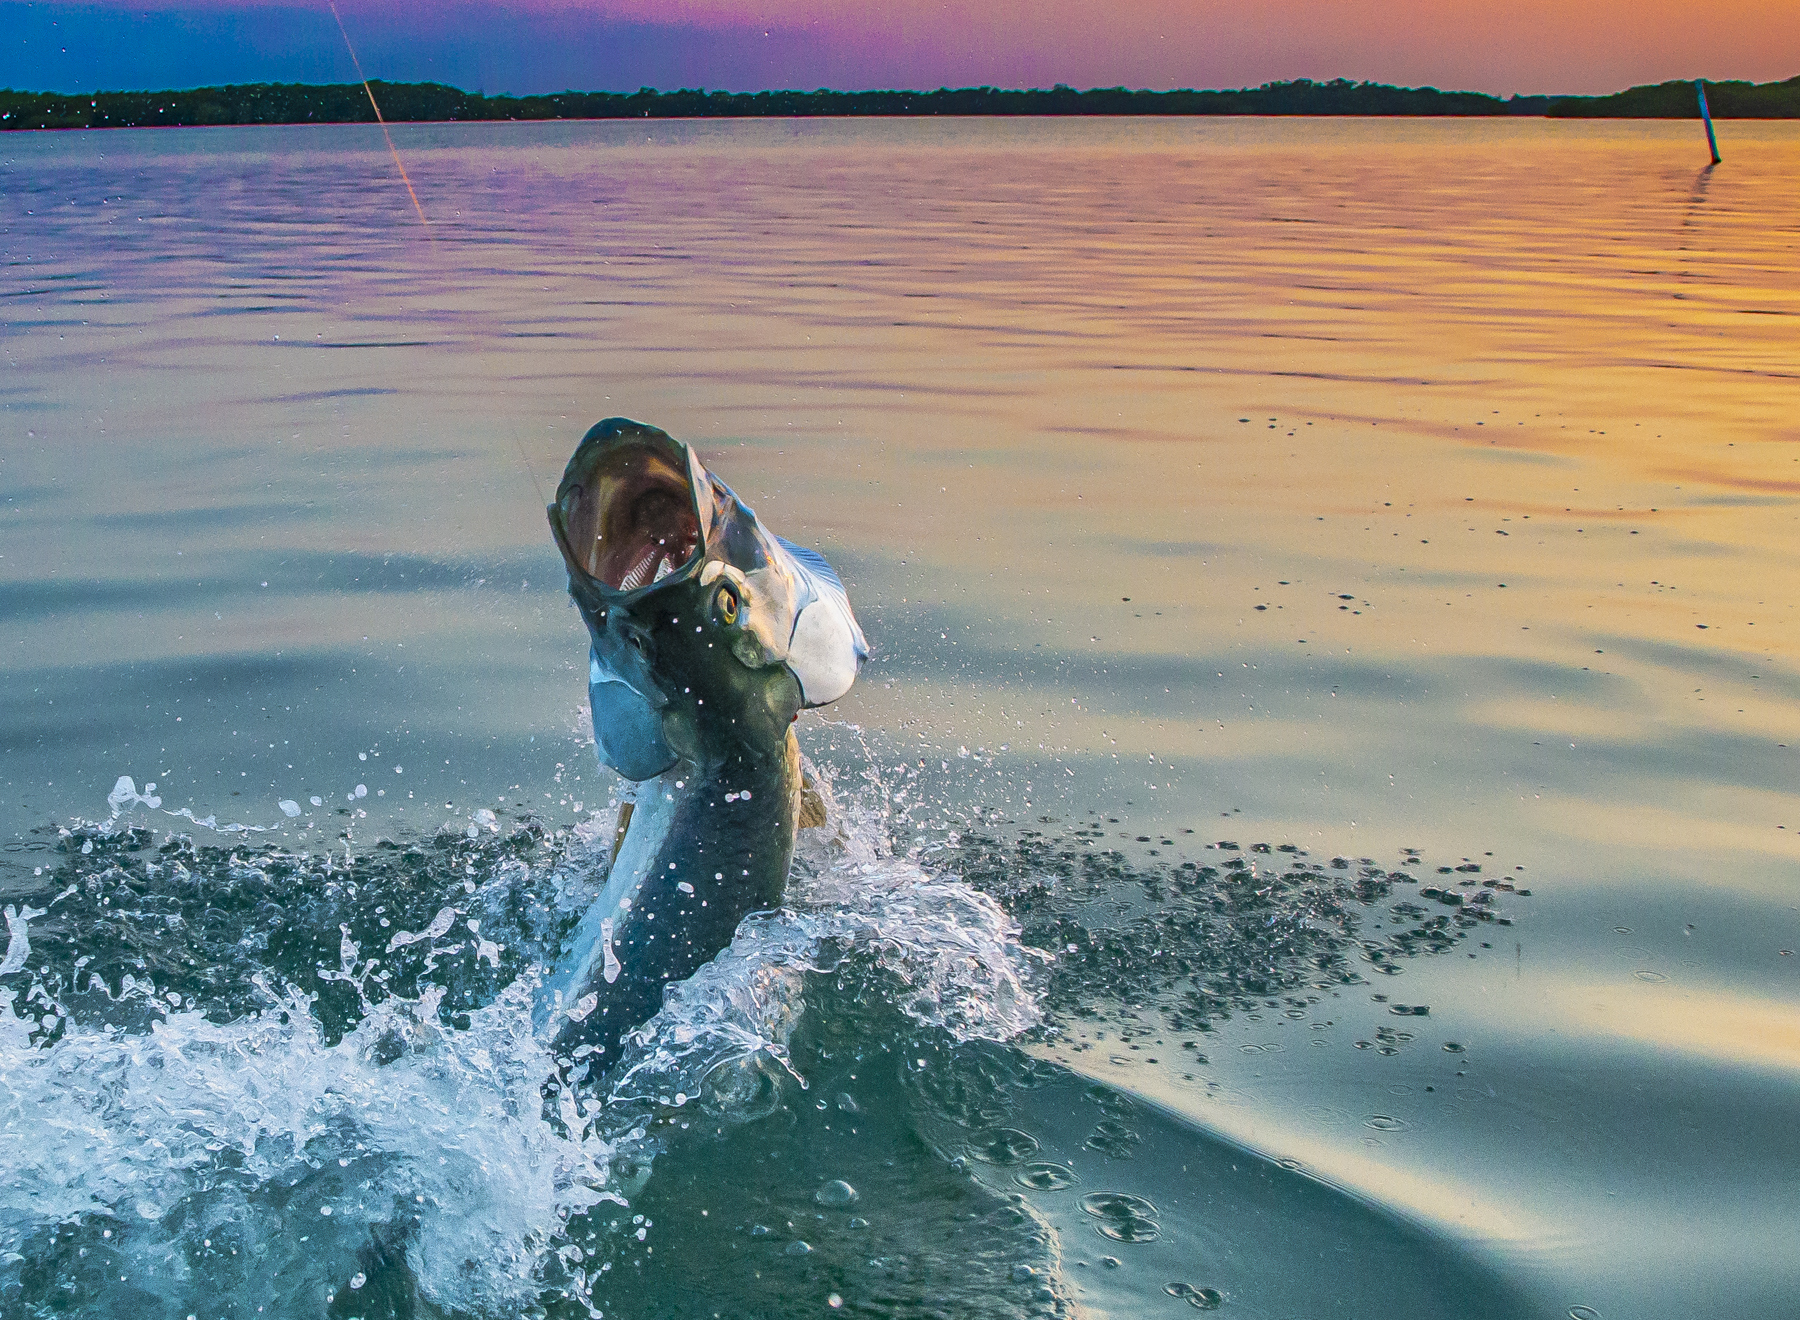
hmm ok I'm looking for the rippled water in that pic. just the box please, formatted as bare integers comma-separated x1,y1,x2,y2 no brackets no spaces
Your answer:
3,117,1797,1318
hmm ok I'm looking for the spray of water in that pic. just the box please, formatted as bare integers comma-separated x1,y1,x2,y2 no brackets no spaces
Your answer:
0,752,1043,1316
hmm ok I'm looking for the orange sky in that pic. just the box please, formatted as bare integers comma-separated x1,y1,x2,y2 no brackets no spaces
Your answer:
445,0,1800,94
16,0,1800,95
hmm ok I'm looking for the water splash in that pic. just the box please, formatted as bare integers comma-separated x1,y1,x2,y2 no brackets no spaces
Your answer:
0,903,45,977
0,976,612,1317
0,752,1046,1316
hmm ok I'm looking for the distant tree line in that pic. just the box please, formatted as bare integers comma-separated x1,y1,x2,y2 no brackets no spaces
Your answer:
1545,76,1800,117
2,75,1796,132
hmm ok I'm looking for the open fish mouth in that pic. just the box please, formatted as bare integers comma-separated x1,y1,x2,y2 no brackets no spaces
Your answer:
547,418,868,733
550,422,710,595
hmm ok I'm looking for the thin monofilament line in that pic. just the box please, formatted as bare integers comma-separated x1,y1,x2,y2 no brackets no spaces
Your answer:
325,0,430,230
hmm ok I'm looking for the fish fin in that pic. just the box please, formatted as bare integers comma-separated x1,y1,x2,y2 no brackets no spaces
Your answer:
775,536,845,592
607,800,635,876
799,773,828,829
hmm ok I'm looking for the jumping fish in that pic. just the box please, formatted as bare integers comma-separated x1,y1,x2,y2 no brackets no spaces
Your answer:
534,418,867,1065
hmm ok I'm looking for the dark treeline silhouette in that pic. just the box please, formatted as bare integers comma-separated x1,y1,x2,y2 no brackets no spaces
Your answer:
1546,75,1800,117
2,75,1795,131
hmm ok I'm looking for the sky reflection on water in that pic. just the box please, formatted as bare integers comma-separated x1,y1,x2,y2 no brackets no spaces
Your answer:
2,116,1797,1317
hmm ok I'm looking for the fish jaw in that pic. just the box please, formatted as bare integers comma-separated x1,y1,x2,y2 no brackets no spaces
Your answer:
549,418,867,785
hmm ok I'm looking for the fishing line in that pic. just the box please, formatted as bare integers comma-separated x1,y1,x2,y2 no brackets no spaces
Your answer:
324,8,549,528
325,0,430,230
511,425,550,508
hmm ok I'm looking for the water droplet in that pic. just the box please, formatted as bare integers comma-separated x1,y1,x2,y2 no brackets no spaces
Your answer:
969,1128,1039,1165
1084,1118,1141,1158
1014,1162,1078,1191
815,1180,859,1207
1165,1282,1225,1309
1080,1191,1161,1242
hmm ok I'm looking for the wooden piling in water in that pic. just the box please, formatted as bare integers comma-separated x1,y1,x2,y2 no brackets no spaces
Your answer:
1695,80,1721,164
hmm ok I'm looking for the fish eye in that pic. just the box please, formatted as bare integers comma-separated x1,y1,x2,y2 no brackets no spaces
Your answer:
716,586,739,624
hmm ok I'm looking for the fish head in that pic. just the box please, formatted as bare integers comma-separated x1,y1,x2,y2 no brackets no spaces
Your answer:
550,418,867,779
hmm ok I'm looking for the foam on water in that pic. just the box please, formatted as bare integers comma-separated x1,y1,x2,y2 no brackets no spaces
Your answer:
0,761,1043,1316
0,975,611,1316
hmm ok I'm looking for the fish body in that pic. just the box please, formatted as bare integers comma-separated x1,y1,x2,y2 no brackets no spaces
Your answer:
535,418,865,1063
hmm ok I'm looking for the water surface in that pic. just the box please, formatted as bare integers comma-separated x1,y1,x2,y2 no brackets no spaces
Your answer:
2,117,1797,1318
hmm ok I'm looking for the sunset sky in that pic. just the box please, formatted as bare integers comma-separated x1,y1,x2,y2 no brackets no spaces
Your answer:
5,0,1797,96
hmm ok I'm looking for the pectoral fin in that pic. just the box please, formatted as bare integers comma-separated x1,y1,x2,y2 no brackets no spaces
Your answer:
799,773,828,829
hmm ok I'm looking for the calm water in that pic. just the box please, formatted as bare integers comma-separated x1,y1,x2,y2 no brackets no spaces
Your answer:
2,117,1797,1319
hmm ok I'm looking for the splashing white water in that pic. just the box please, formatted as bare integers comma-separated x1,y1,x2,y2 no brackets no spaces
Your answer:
0,762,1040,1316
0,975,615,1316
602,763,1043,1110
0,903,46,977
106,774,161,816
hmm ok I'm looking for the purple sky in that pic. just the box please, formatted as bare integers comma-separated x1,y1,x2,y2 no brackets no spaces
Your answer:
6,0,1797,96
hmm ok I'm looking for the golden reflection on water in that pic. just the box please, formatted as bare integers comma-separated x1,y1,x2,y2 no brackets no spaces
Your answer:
6,117,1796,856
6,116,1799,1317
643,119,1800,860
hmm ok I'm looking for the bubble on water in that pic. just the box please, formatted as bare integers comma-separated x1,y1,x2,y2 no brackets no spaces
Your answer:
1366,1115,1407,1131
968,1127,1039,1166
1013,1162,1078,1191
814,1180,859,1207
310,796,323,806
1569,1308,1602,1320
353,785,368,799
784,1239,813,1256
1084,1118,1141,1158
1167,1282,1225,1309
278,800,302,818
1080,1191,1160,1242
348,1272,366,1289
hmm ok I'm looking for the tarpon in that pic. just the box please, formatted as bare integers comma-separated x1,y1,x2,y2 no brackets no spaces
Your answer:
534,418,867,1066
